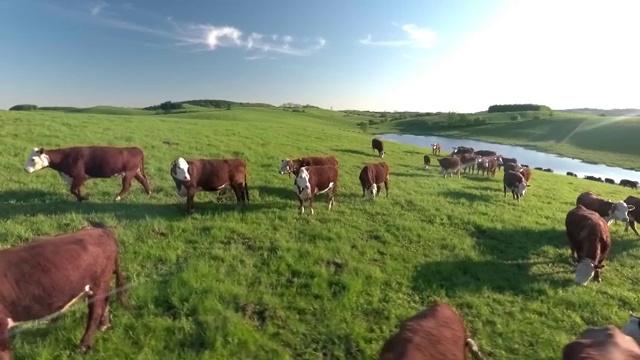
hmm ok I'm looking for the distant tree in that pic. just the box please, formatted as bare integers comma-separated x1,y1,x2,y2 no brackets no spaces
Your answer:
9,104,38,111
488,104,551,113
358,122,369,133
510,114,521,121
225,103,231,110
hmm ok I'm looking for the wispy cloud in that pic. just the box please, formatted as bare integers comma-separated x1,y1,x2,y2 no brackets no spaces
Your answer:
90,1,107,16
359,23,437,49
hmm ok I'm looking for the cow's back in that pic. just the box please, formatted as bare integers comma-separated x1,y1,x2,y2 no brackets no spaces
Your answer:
438,156,461,169
565,205,610,258
76,146,144,177
192,158,246,189
303,156,338,168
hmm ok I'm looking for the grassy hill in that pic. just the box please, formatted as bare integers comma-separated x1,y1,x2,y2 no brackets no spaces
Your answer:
2,107,640,359
371,110,640,171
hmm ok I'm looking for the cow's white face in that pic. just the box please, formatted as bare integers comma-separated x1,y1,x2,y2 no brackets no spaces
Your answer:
279,159,291,174
432,144,438,149
611,201,634,222
24,148,50,173
516,182,527,197
172,157,190,181
366,184,377,199
622,313,640,341
295,167,312,199
574,259,595,285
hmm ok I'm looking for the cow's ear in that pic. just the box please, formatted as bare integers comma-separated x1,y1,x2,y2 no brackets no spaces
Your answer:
629,205,636,211
37,148,45,155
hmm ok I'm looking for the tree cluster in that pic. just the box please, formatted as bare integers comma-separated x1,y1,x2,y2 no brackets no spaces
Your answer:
9,104,38,111
487,104,551,113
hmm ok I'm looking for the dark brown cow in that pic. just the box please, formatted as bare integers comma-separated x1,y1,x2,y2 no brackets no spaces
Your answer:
431,143,441,155
451,146,474,156
562,325,640,359
567,171,578,177
543,168,553,173
438,156,462,178
278,156,339,178
575,191,634,225
477,157,498,177
585,175,603,182
170,157,249,213
294,165,338,214
503,162,522,173
623,195,640,236
0,221,130,358
423,155,431,169
520,167,532,184
476,158,488,175
372,138,385,158
23,146,151,202
457,154,479,173
359,162,390,199
620,179,639,190
605,178,616,185
565,204,611,285
534,167,544,171
473,150,497,157
378,302,486,360
497,156,517,170
503,170,529,201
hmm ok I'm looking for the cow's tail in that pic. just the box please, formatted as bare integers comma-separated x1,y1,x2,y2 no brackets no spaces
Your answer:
114,251,132,311
244,172,250,203
140,152,147,178
465,333,487,360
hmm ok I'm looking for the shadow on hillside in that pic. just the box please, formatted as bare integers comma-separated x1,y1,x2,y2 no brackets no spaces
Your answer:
0,190,271,220
439,189,493,203
254,185,295,200
393,172,426,179
464,175,497,182
412,258,570,297
404,150,425,156
330,148,374,157
470,225,567,262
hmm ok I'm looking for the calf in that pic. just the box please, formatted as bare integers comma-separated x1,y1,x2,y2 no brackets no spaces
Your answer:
294,165,338,214
23,146,151,202
623,195,640,236
605,178,616,185
565,204,611,285
451,146,474,156
423,155,431,169
562,325,640,359
503,170,529,201
378,302,485,360
359,162,390,199
372,138,385,158
567,171,578,177
170,157,249,213
438,156,462,178
0,221,131,358
431,143,441,155
620,179,639,190
575,191,634,226
278,156,339,178
520,167,532,184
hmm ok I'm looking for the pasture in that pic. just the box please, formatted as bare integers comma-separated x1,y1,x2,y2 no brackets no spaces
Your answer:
2,107,640,359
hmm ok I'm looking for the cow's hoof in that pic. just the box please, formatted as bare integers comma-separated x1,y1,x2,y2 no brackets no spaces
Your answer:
114,196,122,202
77,344,91,354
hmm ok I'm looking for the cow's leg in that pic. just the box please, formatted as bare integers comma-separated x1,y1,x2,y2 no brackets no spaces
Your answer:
384,180,389,198
133,172,151,195
361,185,366,198
186,190,196,214
0,316,11,360
625,219,640,236
99,296,111,331
114,175,133,201
231,184,243,204
308,195,315,215
78,291,107,353
328,184,337,210
298,197,305,214
503,184,507,197
70,177,88,202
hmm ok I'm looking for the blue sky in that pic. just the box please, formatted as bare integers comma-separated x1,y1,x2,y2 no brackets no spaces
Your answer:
1,0,639,112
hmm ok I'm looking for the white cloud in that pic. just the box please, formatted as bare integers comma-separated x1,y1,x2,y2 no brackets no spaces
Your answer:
90,1,107,16
359,23,437,49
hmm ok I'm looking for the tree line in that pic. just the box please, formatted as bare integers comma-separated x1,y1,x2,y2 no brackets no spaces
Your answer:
487,104,551,113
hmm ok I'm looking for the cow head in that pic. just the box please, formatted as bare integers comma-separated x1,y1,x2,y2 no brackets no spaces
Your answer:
279,159,293,175
294,167,312,198
622,313,640,342
515,182,529,197
574,258,596,285
431,143,439,149
366,184,378,199
170,157,190,181
609,201,635,222
24,147,50,173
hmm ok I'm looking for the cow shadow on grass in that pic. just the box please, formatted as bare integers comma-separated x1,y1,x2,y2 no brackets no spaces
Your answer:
393,172,426,179
464,175,497,182
254,185,296,201
0,190,272,220
439,189,493,203
330,148,375,157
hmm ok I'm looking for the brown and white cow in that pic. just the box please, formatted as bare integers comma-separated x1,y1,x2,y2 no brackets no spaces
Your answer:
497,156,517,170
278,156,339,178
565,204,611,285
372,138,385,158
423,155,431,169
378,302,486,360
451,146,475,156
485,158,498,177
457,153,480,173
294,165,338,214
170,157,249,213
623,195,640,236
438,157,462,178
503,162,523,173
23,146,151,202
359,162,390,199
431,143,441,156
562,325,640,360
575,192,634,226
520,167,532,184
503,170,529,201
0,221,130,358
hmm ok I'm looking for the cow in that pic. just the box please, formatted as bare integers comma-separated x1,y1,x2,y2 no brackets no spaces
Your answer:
459,154,480,173
438,157,462,178
0,221,131,358
503,162,522,173
623,195,640,236
451,146,474,156
294,165,338,214
565,204,611,285
473,150,497,157
542,168,553,173
520,164,529,168
534,167,544,171
567,171,578,177
372,138,385,158
520,167,532,184
431,143,441,156
497,156,517,170
476,158,488,175
485,158,498,177
423,155,431,169
562,325,640,359
620,179,639,190
503,170,529,201
621,312,640,342
278,156,339,178
575,192,634,226
378,302,486,360
23,146,151,202
605,178,616,185
170,157,249,213
359,162,390,199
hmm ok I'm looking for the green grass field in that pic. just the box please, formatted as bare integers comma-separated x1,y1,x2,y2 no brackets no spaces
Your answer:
372,111,640,171
2,107,640,359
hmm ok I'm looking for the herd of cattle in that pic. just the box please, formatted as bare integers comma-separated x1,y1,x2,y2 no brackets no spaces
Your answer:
0,139,638,359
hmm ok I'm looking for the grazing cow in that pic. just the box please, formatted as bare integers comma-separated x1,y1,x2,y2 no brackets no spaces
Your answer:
543,168,553,173
378,302,486,360
503,170,529,201
170,157,249,213
359,162,390,199
565,204,611,285
23,146,151,202
372,138,385,158
0,221,131,358
294,165,338,214
534,167,544,171
278,156,339,178
451,146,474,156
620,179,639,190
605,178,616,185
473,150,497,157
423,155,431,169
431,143,441,156
623,195,640,236
562,325,640,359
438,157,462,178
503,162,522,173
567,171,578,177
520,167,532,184
575,191,634,225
